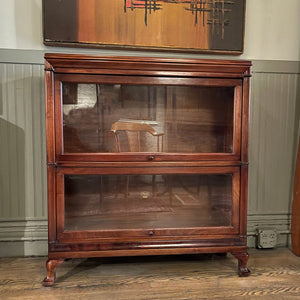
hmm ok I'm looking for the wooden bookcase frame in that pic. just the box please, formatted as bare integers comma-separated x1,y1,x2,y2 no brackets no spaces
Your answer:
43,54,251,286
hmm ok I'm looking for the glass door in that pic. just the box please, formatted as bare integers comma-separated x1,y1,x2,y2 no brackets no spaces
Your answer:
56,167,240,241
56,76,242,161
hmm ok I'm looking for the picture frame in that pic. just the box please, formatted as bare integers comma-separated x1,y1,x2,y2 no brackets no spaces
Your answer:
43,0,246,54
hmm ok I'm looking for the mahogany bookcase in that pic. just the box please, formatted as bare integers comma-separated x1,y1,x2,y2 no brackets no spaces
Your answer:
43,54,251,286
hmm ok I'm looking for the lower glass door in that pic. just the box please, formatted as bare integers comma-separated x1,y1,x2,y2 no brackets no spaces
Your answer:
58,169,240,235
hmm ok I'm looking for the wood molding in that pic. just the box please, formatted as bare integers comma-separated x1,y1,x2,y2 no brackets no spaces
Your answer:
247,214,291,234
291,136,300,255
0,214,291,257
0,49,300,70
252,60,300,74
247,214,291,248
0,220,48,242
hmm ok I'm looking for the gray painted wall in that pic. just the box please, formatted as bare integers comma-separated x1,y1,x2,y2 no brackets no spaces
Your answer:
248,63,300,247
0,50,299,256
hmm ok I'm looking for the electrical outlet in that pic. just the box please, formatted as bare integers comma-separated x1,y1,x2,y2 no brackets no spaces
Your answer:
256,228,277,249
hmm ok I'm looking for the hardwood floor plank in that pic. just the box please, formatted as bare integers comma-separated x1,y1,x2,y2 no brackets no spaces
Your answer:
0,248,299,300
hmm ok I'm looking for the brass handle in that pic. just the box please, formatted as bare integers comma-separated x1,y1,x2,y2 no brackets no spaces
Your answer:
148,231,154,236
148,156,155,161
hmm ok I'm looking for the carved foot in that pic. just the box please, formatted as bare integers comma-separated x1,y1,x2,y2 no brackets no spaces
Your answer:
42,259,64,287
231,252,251,277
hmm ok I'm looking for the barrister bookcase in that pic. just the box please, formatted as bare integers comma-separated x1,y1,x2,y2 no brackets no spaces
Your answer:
43,54,251,286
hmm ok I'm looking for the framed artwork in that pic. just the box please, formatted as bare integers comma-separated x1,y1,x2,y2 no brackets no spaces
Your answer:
43,0,245,54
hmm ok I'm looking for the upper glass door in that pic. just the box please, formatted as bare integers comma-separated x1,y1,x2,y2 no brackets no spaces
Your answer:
56,77,242,160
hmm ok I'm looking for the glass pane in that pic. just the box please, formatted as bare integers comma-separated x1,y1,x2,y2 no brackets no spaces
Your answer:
62,83,234,153
64,174,233,231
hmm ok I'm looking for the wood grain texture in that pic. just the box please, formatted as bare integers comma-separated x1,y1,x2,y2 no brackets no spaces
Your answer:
0,248,300,299
44,55,251,284
44,54,251,77
292,138,300,256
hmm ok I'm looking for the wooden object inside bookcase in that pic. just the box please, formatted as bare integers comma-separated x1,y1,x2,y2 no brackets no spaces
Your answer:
43,54,252,286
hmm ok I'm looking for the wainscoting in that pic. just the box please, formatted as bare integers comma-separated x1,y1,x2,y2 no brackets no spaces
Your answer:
247,61,300,247
0,50,299,256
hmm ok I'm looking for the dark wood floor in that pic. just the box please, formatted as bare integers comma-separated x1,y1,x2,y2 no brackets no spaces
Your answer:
0,248,300,299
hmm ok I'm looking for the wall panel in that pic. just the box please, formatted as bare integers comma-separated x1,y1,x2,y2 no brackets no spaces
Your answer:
0,54,299,255
0,63,46,221
249,70,299,214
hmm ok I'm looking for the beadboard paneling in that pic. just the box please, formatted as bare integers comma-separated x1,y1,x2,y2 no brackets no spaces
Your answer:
0,54,299,256
248,70,300,215
0,63,46,221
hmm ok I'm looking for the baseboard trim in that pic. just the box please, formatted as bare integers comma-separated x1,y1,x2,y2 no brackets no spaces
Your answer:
0,220,48,256
0,220,48,242
247,214,291,248
0,214,291,256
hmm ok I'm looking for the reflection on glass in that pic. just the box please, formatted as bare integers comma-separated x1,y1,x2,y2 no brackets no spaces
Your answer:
62,83,234,153
64,174,233,231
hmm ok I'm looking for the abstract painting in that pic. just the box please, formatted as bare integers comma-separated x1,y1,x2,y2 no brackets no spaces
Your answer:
43,0,245,54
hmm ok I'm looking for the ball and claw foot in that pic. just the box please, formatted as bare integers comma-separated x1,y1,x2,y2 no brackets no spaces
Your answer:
42,259,64,287
231,252,251,277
